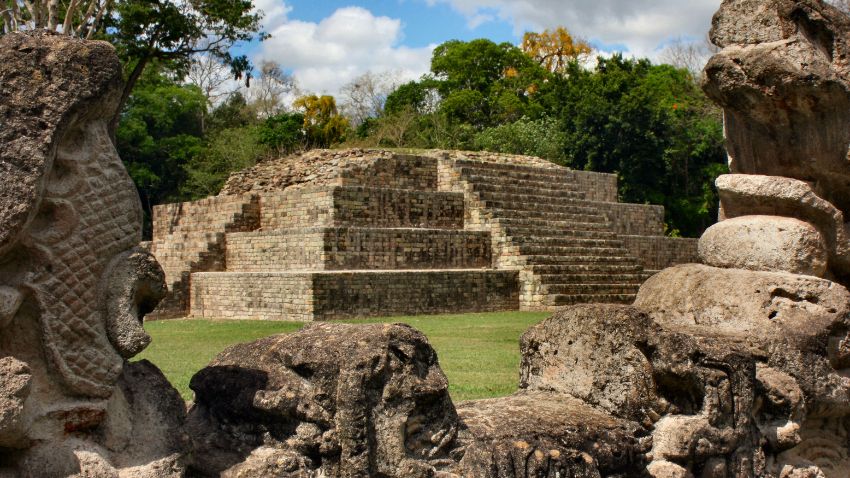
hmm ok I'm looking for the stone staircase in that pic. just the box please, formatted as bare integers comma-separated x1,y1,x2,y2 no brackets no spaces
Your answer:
444,159,669,309
148,194,260,317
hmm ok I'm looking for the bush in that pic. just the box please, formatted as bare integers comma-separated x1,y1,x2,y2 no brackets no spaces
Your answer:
181,126,269,198
258,112,306,155
474,116,567,162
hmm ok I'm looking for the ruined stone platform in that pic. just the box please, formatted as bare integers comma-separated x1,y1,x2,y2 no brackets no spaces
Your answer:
149,149,699,320
191,269,519,321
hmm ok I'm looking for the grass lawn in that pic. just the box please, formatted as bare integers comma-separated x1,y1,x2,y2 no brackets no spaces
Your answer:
136,311,550,402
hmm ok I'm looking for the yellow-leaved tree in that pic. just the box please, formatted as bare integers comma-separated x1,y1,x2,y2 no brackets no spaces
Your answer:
521,27,593,73
293,95,350,148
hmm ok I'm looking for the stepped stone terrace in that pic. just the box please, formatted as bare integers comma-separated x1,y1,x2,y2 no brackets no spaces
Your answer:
147,149,699,320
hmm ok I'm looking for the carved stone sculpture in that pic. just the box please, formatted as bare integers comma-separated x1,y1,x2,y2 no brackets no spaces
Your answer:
702,0,850,217
699,0,850,286
187,322,461,477
0,31,184,476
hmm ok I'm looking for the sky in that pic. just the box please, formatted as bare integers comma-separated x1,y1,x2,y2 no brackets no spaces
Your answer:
245,0,722,97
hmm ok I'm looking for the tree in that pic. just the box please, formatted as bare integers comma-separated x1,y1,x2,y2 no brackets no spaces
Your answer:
432,39,539,94
474,116,567,162
182,125,268,198
1,0,112,36
429,39,554,127
247,60,297,118
521,27,592,73
116,65,206,225
384,78,441,115
106,0,262,129
339,71,401,126
659,36,717,81
205,91,255,132
186,54,236,132
293,95,349,148
556,55,727,236
258,112,305,155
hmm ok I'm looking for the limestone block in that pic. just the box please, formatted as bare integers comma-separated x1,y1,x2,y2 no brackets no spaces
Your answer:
716,174,850,277
518,305,659,422
636,264,850,416
699,215,828,276
0,356,31,448
646,460,694,478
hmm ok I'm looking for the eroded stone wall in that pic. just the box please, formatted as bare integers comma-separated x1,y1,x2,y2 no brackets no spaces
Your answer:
563,170,618,203
153,193,259,238
191,272,314,321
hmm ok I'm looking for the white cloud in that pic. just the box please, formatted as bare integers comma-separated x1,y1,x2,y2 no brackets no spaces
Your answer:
426,0,721,59
256,6,435,98
254,0,292,32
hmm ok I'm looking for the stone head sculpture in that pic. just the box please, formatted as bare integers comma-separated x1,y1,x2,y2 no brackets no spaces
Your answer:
0,31,165,451
188,322,460,477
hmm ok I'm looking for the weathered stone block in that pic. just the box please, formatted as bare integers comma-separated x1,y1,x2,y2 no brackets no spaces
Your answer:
699,215,829,276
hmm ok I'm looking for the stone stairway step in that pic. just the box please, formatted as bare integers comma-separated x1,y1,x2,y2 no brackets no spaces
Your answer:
535,273,645,284
456,163,575,184
544,293,636,306
486,207,609,224
495,218,614,233
524,255,642,266
543,283,640,295
470,182,586,200
461,173,582,194
509,236,626,249
454,159,569,175
502,227,617,240
478,192,600,214
517,245,632,256
530,263,644,274
483,199,609,217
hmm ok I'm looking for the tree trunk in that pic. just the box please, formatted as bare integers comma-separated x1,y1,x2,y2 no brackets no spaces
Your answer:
76,0,98,37
109,56,149,140
86,0,110,39
62,0,79,34
47,0,58,30
10,0,21,30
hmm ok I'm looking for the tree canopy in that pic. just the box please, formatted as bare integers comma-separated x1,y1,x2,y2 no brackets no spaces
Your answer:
521,27,593,73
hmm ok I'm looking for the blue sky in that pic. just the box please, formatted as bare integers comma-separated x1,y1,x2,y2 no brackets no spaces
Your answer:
268,0,517,48
245,0,721,96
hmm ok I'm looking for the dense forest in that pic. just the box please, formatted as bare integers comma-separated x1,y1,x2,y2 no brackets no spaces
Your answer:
0,0,729,238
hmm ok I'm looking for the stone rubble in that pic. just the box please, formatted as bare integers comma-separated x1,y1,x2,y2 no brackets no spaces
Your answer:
219,149,560,196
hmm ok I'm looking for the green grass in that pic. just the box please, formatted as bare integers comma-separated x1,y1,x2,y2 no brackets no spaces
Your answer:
136,311,550,402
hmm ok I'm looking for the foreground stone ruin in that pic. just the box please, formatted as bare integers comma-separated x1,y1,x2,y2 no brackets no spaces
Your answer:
5,0,850,475
0,31,185,476
149,149,697,320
